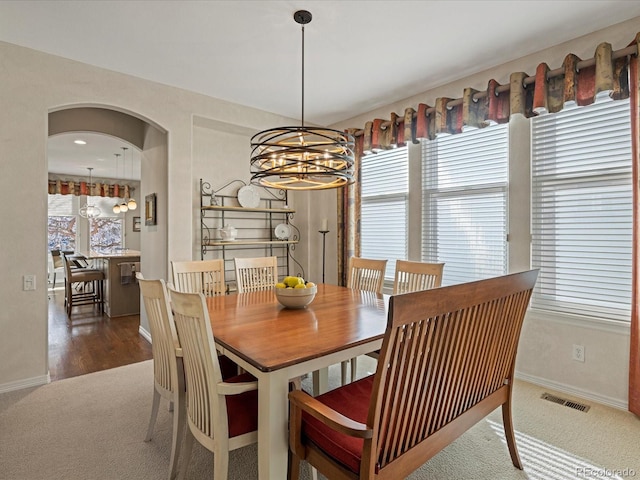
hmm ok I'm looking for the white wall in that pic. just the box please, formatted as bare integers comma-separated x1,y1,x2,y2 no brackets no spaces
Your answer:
0,40,299,391
191,119,257,261
330,17,640,409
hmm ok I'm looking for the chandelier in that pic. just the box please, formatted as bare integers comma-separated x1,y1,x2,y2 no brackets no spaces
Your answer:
79,167,101,219
250,10,355,190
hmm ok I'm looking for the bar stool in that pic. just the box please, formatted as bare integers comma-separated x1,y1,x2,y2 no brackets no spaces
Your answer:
61,253,105,317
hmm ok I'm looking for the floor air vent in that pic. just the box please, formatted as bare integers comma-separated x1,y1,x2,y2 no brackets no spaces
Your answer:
541,393,590,412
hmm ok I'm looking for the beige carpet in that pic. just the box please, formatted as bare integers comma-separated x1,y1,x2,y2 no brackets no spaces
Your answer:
1,357,639,480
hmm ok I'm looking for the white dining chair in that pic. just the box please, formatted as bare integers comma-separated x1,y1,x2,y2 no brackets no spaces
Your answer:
171,259,225,296
393,259,444,294
138,277,185,480
347,257,387,295
168,287,259,479
234,256,278,293
343,257,388,384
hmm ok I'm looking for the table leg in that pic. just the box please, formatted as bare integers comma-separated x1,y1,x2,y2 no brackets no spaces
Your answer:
257,369,291,480
312,367,329,396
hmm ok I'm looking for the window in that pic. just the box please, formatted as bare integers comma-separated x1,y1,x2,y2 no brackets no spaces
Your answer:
90,218,123,253
47,194,124,254
361,146,408,280
48,194,76,251
531,98,632,322
90,197,124,253
421,124,509,285
48,216,77,251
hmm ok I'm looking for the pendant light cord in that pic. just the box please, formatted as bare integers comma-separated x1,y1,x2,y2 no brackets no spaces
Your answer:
301,23,305,127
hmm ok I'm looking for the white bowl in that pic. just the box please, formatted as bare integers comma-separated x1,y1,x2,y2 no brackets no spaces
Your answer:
275,285,317,309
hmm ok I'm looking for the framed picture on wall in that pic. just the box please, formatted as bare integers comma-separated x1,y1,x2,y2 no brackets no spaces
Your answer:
133,216,141,232
145,193,157,226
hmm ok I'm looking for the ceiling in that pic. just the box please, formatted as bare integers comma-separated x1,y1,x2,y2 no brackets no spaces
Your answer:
2,0,640,178
48,132,141,181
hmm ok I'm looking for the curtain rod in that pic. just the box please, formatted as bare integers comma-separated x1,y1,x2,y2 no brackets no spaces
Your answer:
353,43,638,136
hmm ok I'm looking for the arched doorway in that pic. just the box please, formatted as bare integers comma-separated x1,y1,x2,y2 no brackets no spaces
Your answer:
47,105,168,379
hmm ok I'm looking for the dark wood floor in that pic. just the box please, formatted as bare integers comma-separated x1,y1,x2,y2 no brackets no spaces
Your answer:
48,286,153,382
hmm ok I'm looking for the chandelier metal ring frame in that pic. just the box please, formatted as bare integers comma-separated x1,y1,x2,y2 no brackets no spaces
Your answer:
250,10,355,190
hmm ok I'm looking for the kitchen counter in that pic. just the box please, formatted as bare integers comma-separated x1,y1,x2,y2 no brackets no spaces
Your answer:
80,249,142,259
80,250,141,317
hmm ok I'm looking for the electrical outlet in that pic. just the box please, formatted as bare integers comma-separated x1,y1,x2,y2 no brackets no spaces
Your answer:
572,344,585,363
23,274,36,291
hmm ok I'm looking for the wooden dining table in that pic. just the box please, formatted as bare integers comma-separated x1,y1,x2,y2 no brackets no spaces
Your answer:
205,283,389,480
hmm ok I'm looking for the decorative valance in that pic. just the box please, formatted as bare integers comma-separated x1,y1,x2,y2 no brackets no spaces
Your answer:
48,175,135,199
351,35,638,153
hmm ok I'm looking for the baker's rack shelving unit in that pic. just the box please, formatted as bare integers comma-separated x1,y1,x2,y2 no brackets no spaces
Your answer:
199,178,303,291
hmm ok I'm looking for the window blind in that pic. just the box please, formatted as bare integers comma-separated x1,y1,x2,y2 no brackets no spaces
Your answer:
531,99,632,322
361,147,408,281
421,124,508,286
48,193,74,216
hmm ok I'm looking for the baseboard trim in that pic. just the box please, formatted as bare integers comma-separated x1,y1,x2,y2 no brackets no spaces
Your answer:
0,373,50,394
515,370,628,411
138,325,152,344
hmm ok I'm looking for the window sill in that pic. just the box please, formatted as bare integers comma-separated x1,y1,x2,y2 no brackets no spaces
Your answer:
526,308,630,335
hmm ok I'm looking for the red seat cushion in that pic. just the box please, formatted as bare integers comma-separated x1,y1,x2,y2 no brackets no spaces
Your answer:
224,372,258,438
302,375,374,474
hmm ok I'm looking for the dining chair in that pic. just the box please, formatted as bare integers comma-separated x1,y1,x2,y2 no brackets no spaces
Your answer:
347,257,388,295
171,259,226,296
288,270,538,480
49,249,65,288
234,256,278,293
50,249,85,288
343,257,388,383
61,252,105,317
393,259,444,294
138,277,185,480
168,287,259,480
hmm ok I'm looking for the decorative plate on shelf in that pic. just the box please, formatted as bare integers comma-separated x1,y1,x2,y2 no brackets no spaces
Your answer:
237,185,260,209
274,223,292,240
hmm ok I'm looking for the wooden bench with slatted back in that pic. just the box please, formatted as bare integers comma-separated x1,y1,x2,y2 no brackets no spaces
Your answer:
288,269,538,480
